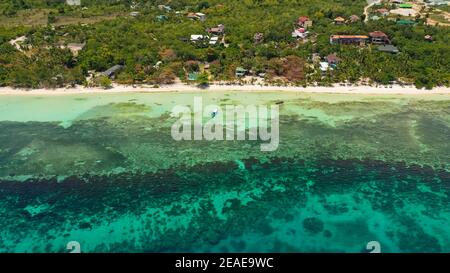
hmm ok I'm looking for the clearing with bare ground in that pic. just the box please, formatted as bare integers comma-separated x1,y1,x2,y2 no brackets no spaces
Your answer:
0,9,124,27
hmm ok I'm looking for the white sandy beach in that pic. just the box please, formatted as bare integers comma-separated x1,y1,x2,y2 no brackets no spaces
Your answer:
1,83,450,95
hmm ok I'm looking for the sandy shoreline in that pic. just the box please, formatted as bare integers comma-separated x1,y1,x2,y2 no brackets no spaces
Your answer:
1,83,450,95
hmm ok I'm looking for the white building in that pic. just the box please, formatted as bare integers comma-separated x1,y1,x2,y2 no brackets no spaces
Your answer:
319,62,332,72
190,35,206,43
291,28,309,39
209,36,219,45
195,13,206,22
66,0,81,6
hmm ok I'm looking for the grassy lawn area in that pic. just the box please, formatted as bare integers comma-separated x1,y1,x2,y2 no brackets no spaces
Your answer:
429,12,450,24
53,12,125,26
0,9,48,27
0,9,125,27
434,4,450,13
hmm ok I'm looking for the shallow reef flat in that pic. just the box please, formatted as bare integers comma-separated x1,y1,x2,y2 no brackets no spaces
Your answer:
0,92,448,252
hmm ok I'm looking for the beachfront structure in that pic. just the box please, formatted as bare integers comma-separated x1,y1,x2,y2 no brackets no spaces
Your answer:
188,72,199,81
207,24,225,35
369,31,391,44
319,62,331,72
334,16,346,25
330,35,369,45
235,67,247,77
66,0,81,5
377,45,400,53
102,65,124,78
297,16,313,28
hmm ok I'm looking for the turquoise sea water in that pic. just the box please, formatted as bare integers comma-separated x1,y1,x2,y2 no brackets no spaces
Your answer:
0,91,449,252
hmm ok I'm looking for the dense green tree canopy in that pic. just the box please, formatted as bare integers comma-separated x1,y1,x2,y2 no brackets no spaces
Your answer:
0,0,449,89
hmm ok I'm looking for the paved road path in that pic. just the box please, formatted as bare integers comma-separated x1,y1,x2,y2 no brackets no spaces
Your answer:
364,0,382,22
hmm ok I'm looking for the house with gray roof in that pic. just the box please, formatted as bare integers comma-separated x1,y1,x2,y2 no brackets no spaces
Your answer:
102,65,124,78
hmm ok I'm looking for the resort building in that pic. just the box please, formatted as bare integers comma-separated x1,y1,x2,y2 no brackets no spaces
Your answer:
369,31,391,44
235,67,247,77
292,28,309,39
297,16,313,28
209,36,219,45
319,62,331,72
187,12,206,22
188,72,199,81
334,16,346,25
330,35,369,46
102,65,124,79
207,24,225,35
195,13,206,22
64,43,85,56
190,35,206,43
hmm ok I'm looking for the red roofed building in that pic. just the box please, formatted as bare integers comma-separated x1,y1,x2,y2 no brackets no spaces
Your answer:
207,24,225,35
369,31,390,44
376,8,390,16
297,16,313,28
